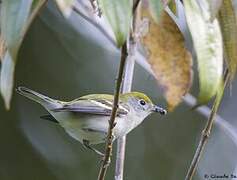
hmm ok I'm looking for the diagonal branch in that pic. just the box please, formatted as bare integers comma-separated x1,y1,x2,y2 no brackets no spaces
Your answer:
185,70,230,180
97,42,128,180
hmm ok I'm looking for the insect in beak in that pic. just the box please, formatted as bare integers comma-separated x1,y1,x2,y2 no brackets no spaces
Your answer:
152,105,167,115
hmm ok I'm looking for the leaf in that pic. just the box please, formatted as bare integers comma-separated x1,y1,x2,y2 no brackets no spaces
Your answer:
98,0,132,47
148,0,165,23
54,0,75,17
0,0,46,109
183,0,223,104
1,0,32,58
141,10,193,110
218,0,237,80
211,71,229,124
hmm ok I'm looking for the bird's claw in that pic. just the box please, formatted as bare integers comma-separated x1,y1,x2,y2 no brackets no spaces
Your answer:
100,155,111,168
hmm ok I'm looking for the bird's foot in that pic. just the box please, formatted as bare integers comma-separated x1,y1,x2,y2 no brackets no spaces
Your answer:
83,139,104,156
100,155,111,168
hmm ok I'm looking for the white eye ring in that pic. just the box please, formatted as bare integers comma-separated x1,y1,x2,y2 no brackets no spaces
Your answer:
139,99,146,106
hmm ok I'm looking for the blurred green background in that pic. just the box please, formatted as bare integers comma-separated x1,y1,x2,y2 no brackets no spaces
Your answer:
0,2,237,180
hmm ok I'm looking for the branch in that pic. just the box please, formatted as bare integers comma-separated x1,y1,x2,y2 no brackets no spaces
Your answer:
115,1,141,180
185,70,230,180
97,43,128,180
114,57,134,180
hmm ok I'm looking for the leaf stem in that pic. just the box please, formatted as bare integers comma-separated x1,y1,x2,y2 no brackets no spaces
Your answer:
185,70,230,180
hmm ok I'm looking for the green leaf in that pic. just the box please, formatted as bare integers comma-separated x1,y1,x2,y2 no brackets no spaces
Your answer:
148,0,165,23
98,0,132,47
0,0,46,109
1,0,32,58
54,0,75,17
219,0,237,80
183,0,223,104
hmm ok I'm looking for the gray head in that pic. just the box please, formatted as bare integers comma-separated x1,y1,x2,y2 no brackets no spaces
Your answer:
120,92,167,118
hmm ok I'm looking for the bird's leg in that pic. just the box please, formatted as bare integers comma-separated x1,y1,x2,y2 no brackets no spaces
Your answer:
82,139,110,166
82,139,104,156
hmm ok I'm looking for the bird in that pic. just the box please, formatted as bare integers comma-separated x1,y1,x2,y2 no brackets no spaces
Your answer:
16,86,167,155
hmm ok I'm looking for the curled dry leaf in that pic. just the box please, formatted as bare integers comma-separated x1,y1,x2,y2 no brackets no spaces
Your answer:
141,10,192,110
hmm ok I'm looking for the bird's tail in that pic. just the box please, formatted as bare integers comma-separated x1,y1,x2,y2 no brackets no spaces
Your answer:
16,86,62,109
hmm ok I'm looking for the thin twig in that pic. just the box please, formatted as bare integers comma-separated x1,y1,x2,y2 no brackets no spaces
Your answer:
115,1,141,180
97,43,128,180
114,58,135,180
114,56,135,180
185,70,230,180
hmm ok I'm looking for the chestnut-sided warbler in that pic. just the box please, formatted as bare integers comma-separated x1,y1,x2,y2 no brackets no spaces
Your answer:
16,86,167,155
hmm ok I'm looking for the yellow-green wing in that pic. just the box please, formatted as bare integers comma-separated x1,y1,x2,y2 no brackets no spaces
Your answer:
51,95,129,116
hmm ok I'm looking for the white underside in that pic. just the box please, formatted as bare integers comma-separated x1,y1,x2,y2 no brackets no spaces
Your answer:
50,110,147,145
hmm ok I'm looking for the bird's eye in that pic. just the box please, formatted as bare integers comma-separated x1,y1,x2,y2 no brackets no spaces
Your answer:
139,99,146,106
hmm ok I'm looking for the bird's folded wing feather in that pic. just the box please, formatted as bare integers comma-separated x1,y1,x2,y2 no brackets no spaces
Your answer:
51,98,129,116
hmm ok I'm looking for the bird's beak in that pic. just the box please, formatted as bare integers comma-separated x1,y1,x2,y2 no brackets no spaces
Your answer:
152,105,167,115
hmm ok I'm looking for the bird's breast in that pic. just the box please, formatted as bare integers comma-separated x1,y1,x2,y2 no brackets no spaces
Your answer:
50,111,144,145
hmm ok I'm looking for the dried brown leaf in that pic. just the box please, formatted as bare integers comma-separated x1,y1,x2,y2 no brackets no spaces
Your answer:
141,10,192,110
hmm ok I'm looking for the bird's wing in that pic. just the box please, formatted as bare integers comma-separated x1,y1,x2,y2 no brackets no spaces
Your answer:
51,97,129,116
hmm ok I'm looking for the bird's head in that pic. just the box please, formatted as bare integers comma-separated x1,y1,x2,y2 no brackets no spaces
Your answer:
120,92,167,118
